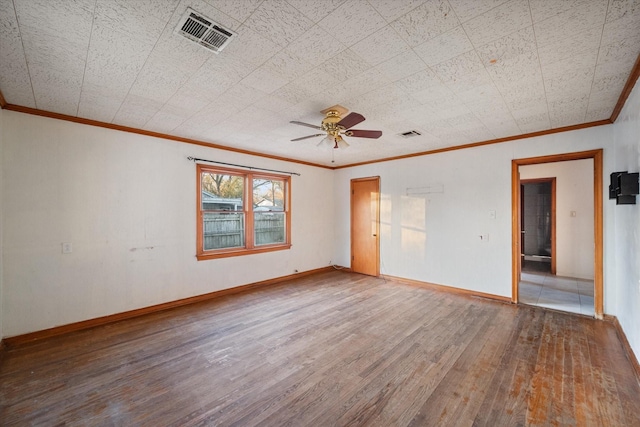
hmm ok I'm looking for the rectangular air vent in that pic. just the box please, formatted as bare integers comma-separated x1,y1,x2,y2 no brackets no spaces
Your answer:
399,130,422,138
175,8,236,53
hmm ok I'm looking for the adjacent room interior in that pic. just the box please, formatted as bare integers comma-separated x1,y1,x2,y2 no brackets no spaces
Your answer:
518,158,595,316
1,0,639,425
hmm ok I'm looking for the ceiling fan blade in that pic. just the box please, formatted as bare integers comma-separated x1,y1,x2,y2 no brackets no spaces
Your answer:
291,133,324,141
337,112,365,129
290,120,323,130
346,129,382,139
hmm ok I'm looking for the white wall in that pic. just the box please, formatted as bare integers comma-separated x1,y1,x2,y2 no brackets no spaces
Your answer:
1,111,335,337
333,125,613,301
520,160,594,279
610,78,640,360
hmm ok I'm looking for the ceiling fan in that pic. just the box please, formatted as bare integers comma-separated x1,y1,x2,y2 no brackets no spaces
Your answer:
290,106,382,149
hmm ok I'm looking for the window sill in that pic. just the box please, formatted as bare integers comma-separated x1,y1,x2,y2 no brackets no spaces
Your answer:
196,244,292,261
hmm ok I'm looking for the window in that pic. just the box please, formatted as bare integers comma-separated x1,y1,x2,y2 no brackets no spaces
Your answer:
197,164,291,260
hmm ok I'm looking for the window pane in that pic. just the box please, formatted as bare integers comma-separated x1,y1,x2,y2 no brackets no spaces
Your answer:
254,212,285,246
203,212,245,250
201,173,243,211
197,166,290,258
253,178,284,212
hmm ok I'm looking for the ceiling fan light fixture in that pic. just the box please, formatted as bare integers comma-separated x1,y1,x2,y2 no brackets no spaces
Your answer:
318,136,332,147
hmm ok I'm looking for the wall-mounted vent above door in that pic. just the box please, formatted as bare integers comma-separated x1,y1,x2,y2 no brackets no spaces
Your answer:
175,8,236,53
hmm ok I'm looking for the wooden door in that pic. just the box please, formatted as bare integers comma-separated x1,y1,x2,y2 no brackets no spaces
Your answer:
520,183,525,268
351,177,380,276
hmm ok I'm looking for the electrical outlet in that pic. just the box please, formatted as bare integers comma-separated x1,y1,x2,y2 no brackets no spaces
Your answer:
479,234,489,241
489,210,496,219
62,242,73,254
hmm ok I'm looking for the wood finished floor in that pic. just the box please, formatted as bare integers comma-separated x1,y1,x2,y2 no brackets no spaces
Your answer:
1,271,639,426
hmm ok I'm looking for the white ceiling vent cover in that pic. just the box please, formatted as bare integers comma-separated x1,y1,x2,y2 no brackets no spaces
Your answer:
175,8,236,53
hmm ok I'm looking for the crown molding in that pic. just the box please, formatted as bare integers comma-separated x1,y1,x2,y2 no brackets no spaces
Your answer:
610,52,640,123
333,120,612,169
0,102,333,170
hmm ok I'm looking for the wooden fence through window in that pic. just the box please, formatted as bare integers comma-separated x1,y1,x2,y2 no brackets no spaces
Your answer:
203,213,285,250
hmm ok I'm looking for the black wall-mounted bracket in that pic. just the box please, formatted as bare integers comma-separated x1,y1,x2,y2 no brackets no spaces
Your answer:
609,171,639,205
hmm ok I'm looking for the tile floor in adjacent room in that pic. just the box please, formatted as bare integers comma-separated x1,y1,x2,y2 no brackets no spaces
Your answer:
519,271,594,317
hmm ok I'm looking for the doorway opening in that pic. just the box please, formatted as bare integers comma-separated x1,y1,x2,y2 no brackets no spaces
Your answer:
520,178,556,275
511,149,603,319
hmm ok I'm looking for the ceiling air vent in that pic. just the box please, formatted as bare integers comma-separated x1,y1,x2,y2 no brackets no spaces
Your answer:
399,130,422,138
175,8,236,53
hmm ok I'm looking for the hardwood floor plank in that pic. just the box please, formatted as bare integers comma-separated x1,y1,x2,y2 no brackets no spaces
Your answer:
588,320,640,425
1,271,639,426
411,307,513,425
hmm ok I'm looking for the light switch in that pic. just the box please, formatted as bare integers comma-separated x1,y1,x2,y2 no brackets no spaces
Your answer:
489,210,496,219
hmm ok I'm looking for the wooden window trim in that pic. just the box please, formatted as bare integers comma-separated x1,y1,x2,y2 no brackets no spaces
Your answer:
196,164,291,261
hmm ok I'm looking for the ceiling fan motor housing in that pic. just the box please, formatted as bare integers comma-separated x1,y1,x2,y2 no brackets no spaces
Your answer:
321,110,344,135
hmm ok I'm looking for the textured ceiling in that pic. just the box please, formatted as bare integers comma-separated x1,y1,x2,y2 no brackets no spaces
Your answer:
1,0,639,167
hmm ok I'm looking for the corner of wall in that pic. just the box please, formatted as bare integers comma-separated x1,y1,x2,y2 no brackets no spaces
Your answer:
610,76,640,364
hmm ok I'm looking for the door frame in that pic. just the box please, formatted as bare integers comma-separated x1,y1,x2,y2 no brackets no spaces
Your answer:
350,176,380,276
520,177,556,275
511,149,603,319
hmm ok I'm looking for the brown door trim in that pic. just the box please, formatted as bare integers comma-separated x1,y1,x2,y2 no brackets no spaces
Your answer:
511,149,603,319
520,177,556,275
350,176,380,276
